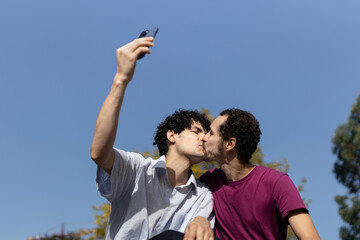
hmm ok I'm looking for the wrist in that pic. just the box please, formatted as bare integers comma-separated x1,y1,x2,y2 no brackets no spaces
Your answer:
113,73,130,87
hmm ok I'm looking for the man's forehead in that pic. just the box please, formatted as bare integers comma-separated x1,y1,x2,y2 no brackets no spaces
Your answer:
211,115,227,130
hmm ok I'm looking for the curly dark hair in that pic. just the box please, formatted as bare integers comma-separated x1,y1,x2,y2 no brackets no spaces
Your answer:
219,108,261,162
153,109,211,156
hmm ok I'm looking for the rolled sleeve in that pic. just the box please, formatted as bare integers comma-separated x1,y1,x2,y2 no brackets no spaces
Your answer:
96,148,142,203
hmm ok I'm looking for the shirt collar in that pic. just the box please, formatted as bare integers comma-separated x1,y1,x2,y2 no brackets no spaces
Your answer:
151,155,166,169
151,155,198,195
185,171,198,195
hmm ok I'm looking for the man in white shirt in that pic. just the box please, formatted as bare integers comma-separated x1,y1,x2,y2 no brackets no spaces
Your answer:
91,37,214,240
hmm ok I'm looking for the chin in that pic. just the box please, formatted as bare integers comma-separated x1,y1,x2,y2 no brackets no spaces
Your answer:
202,154,211,162
191,155,204,164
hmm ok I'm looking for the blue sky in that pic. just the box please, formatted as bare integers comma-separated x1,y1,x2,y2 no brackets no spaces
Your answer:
1,0,359,239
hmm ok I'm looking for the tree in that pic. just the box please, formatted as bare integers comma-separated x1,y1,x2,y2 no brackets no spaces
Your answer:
332,95,360,239
77,203,111,240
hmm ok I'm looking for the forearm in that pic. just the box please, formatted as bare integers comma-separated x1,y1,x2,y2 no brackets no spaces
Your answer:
91,76,128,171
288,212,321,240
90,37,154,172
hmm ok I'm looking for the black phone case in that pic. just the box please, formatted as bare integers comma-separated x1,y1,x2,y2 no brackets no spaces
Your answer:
137,27,159,60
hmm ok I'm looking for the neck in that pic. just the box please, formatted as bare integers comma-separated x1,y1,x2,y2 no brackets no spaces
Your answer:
165,153,192,189
221,155,255,181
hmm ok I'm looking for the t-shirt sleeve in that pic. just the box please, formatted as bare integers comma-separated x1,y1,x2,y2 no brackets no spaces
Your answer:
198,171,209,184
199,169,217,190
273,174,308,221
96,148,143,203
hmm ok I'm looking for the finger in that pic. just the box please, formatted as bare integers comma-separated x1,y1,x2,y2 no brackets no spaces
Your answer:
195,226,205,240
184,224,191,239
127,38,154,52
184,224,196,240
209,228,215,240
203,229,214,240
133,46,151,58
210,233,214,240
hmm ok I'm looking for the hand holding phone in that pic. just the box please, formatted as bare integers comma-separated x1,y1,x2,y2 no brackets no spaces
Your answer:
137,27,159,60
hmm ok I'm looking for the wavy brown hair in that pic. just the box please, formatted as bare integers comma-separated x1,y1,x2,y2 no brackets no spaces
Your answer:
219,108,261,163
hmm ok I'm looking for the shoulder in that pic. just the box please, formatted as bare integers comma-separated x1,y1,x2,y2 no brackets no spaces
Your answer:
114,148,145,159
112,148,155,171
254,165,287,179
255,166,300,198
199,168,223,181
251,166,293,190
195,177,209,189
113,148,153,162
199,168,227,191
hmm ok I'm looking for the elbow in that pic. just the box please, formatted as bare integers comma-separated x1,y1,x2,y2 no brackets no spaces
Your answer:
90,146,113,173
90,145,105,164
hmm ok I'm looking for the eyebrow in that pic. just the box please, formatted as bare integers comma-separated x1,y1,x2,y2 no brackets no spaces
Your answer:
192,126,204,132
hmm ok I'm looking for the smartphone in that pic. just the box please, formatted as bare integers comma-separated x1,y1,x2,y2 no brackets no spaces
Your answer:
137,27,159,60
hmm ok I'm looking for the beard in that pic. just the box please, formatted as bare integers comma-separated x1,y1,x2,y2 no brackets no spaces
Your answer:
203,141,224,162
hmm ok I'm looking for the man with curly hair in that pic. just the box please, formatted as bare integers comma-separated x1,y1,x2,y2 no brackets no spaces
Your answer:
90,38,214,240
199,109,321,240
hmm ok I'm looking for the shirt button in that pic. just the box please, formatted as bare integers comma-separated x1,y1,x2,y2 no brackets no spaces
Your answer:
157,226,161,231
166,207,171,211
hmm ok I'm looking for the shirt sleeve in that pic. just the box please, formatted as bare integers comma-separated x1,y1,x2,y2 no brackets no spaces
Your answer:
272,174,308,221
201,189,215,228
191,184,215,229
96,148,144,203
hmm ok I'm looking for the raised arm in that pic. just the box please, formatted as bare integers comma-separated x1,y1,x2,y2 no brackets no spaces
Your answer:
90,37,154,173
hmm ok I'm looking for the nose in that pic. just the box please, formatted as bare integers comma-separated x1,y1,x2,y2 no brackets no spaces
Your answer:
201,133,209,142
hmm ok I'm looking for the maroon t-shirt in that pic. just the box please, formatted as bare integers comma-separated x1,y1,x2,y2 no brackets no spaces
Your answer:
200,166,307,240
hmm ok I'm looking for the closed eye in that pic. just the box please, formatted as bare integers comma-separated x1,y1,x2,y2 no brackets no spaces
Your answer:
191,127,203,134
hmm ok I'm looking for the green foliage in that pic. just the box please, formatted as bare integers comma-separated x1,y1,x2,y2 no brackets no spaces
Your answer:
201,108,216,122
192,161,219,178
136,148,160,159
332,95,360,239
251,147,290,172
335,195,360,239
77,203,110,240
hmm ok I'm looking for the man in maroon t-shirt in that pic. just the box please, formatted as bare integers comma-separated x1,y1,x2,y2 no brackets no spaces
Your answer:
198,108,321,240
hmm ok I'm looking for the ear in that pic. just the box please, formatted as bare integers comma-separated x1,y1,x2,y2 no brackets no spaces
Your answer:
166,130,176,144
225,137,236,152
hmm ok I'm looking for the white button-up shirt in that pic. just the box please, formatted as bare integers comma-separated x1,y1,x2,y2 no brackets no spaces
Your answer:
96,148,214,240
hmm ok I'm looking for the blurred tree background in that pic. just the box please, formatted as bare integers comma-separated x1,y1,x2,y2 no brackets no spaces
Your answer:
332,95,360,240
